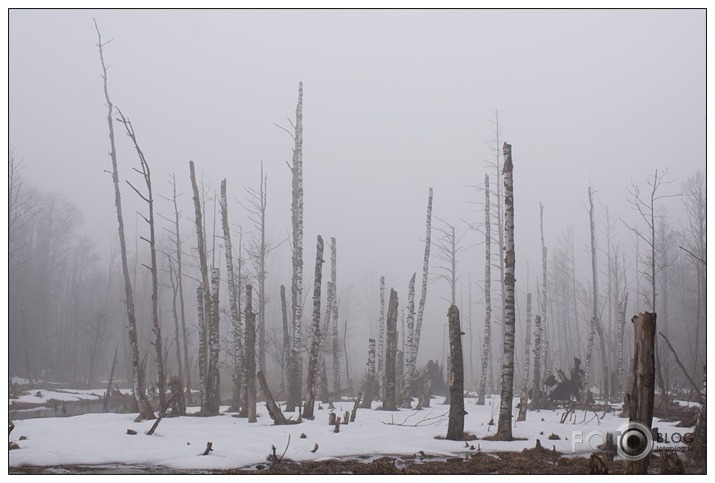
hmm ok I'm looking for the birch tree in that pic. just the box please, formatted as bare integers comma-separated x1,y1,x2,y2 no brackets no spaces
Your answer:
377,275,385,398
382,288,399,411
446,304,464,440
478,174,491,406
303,235,324,420
495,142,515,441
401,273,417,408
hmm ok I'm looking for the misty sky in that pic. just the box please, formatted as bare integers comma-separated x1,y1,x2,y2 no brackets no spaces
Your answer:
8,9,706,365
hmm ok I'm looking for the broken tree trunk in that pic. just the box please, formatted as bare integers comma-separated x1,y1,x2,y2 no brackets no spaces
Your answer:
626,312,656,474
377,276,386,399
303,235,325,420
495,142,516,441
382,289,399,410
257,371,295,425
446,305,465,440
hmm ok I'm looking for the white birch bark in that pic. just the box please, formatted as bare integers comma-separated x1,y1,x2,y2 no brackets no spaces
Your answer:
496,142,515,440
412,188,433,383
303,235,324,420
401,273,416,408
478,174,491,406
377,275,386,398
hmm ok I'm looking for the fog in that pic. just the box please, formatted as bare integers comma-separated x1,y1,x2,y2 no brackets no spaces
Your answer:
8,9,705,396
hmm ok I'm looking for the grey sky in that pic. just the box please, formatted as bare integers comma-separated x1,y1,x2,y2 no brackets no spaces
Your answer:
8,9,705,364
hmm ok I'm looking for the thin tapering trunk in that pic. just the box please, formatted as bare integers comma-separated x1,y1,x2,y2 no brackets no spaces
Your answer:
382,289,399,411
303,235,324,420
496,142,515,440
531,315,543,408
95,22,153,420
318,280,335,404
478,174,491,406
401,273,417,408
518,292,532,420
288,82,305,412
330,238,341,395
197,284,207,410
189,160,213,415
258,165,267,376
626,312,656,474
245,284,257,422
410,188,433,393
617,293,629,399
446,305,465,440
168,258,183,384
220,180,243,413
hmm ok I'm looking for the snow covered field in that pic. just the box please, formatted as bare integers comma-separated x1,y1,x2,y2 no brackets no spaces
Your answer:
8,393,696,472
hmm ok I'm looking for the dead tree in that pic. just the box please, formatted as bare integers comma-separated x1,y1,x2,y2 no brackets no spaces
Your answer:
318,280,335,404
377,276,386,399
245,284,257,423
118,108,166,411
495,142,515,441
446,305,465,440
517,293,532,421
382,289,399,410
287,82,305,413
539,203,549,381
94,22,153,421
189,160,214,415
330,237,341,396
404,188,434,403
281,284,290,394
626,312,656,474
303,235,324,420
616,293,629,399
207,267,221,413
400,273,417,408
361,338,376,408
478,174,492,406
531,315,543,409
220,179,244,413
257,371,294,425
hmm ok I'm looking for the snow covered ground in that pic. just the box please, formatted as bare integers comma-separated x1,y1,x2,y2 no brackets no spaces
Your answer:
8,393,696,472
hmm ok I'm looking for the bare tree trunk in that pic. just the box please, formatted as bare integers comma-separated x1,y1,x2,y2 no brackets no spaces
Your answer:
168,173,192,405
478,174,491,406
382,289,399,411
626,312,656,474
318,280,335,404
189,160,213,415
167,257,183,385
496,142,515,441
517,293,532,421
407,188,433,399
616,293,629,399
281,285,290,395
94,22,153,420
377,275,385,399
401,273,417,408
531,315,543,409
220,180,244,413
330,237,341,396
117,109,166,411
446,305,464,440
207,267,221,413
245,284,257,423
361,338,376,408
343,319,352,392
288,82,305,412
539,203,549,380
303,235,324,420
257,371,292,425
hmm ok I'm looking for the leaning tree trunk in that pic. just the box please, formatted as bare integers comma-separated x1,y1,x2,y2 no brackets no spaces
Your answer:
303,235,324,420
626,312,656,475
245,284,257,423
478,174,491,406
446,305,465,440
288,82,305,413
361,338,376,408
496,142,516,441
189,160,214,415
382,288,399,411
221,179,244,413
95,22,153,421
411,187,433,388
401,273,417,408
